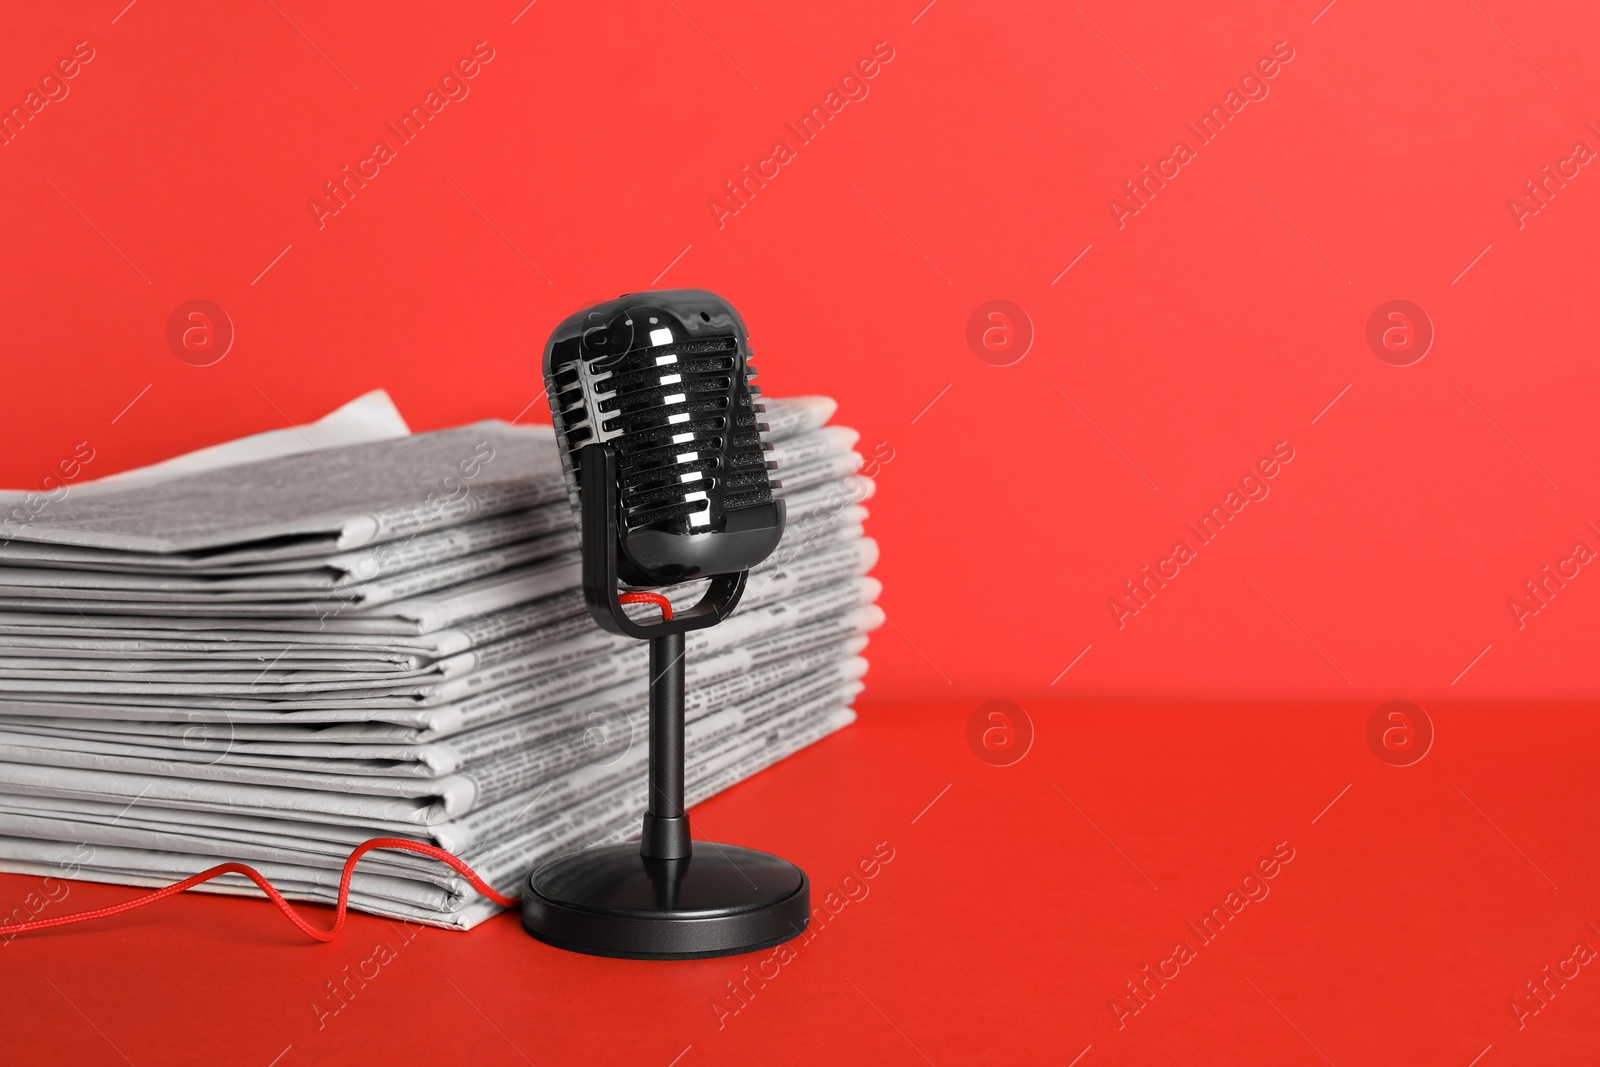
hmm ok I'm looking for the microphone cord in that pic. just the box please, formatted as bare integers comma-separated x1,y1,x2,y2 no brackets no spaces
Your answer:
617,591,673,619
1,837,515,943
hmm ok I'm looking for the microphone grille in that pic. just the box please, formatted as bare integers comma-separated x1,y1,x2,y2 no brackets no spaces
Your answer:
545,312,777,539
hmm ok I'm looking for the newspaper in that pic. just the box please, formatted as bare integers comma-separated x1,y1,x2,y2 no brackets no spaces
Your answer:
0,504,572,583
7,390,410,500
0,570,880,716
0,684,858,887
0,517,871,680
0,604,880,824
0,642,867,772
0,529,580,605
0,588,879,734
0,663,863,811
0,702,855,929
0,476,867,638
0,426,842,582
0,638,866,783
0,425,561,555
0,683,864,927
0,503,867,667
0,393,831,557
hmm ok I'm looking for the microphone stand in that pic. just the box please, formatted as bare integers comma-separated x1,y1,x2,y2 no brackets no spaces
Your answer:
520,445,811,959
643,630,690,861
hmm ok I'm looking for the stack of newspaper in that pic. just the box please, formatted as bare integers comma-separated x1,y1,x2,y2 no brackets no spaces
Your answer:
0,391,878,929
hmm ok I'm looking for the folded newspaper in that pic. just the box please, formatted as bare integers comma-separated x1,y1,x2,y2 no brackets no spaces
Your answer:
0,391,879,930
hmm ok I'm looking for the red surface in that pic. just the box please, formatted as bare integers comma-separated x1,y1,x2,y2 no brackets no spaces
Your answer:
4,701,1598,1065
2,0,1598,1062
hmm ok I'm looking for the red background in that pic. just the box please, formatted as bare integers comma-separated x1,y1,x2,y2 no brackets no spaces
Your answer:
1,1,1597,1064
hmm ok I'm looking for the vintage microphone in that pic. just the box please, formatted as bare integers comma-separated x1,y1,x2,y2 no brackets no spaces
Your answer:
521,288,810,959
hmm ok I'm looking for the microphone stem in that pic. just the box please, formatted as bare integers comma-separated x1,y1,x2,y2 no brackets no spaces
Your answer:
641,630,691,860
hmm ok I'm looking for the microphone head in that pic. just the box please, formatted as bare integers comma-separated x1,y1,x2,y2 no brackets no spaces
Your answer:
542,289,785,588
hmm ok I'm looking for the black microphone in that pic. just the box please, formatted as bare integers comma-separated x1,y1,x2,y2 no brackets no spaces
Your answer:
520,289,811,960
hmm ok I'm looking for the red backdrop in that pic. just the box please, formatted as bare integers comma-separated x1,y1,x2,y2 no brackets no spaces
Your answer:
3,0,1598,708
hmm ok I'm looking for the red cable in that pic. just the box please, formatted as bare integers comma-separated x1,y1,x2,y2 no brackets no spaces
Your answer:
617,591,673,619
0,837,516,943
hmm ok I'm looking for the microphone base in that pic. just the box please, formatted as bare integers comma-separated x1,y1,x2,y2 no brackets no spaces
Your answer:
520,843,809,960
